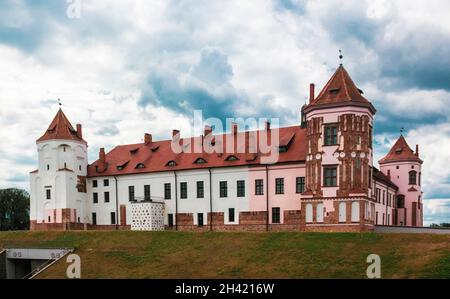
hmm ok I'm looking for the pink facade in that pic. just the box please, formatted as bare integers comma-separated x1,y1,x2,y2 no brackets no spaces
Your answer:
249,163,305,224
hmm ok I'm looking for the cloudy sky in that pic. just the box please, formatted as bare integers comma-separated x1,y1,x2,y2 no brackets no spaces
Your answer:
1,0,449,225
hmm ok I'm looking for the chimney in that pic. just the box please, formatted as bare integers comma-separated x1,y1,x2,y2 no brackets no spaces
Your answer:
97,148,106,173
309,83,315,104
265,121,271,131
76,124,82,138
416,144,419,157
144,133,152,145
204,125,212,137
232,123,238,135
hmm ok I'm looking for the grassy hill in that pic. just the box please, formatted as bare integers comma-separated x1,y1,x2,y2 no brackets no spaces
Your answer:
1,231,449,279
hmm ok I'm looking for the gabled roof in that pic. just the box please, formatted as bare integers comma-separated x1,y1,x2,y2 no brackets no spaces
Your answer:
378,135,423,164
37,109,86,143
305,65,376,114
87,126,307,177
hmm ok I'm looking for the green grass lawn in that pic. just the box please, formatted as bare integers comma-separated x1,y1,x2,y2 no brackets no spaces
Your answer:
1,231,449,279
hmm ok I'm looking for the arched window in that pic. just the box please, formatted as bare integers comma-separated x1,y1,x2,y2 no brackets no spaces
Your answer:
225,155,239,162
409,171,417,185
316,203,324,223
166,161,177,167
351,201,360,222
306,204,313,223
339,202,346,222
194,158,207,164
135,163,145,169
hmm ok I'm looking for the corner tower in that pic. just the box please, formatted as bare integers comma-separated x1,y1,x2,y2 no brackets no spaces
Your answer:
29,109,88,230
379,135,423,226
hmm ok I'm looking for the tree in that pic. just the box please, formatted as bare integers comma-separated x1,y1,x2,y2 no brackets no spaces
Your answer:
0,188,30,231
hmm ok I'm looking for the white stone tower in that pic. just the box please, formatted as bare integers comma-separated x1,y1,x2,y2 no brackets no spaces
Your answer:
29,109,88,230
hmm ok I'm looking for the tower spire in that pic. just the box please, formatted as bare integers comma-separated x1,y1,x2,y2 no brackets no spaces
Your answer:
339,49,343,65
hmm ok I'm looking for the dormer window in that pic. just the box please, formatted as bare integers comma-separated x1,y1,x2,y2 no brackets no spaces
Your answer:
116,161,129,171
329,87,340,94
166,161,177,167
130,148,139,155
395,147,403,154
278,146,288,153
135,163,145,169
225,155,239,162
117,166,124,170
194,158,207,164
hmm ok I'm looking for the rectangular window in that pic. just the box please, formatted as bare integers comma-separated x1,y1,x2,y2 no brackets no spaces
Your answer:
103,179,109,187
197,213,204,227
111,212,116,225
168,214,174,227
92,213,97,225
93,180,98,188
104,191,110,203
220,181,228,198
228,208,235,222
272,207,281,224
323,167,337,187
255,179,264,195
275,178,284,194
324,125,338,146
46,189,51,200
197,181,204,198
180,182,188,199
144,185,151,201
237,180,245,197
164,183,171,200
128,186,135,201
382,190,385,205
296,177,305,194
93,192,98,204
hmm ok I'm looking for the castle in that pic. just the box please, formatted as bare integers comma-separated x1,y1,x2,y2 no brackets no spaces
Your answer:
29,64,424,232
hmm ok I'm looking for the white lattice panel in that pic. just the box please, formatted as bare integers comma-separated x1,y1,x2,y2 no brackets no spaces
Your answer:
131,202,165,231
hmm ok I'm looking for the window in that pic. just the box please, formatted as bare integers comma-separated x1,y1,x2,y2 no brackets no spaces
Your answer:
226,155,239,161
324,125,338,146
111,212,116,225
220,181,228,198
136,163,145,169
48,216,51,223
64,162,67,168
278,146,288,153
272,207,281,224
79,165,82,171
168,214,174,227
237,180,245,197
339,202,346,222
104,192,110,203
296,177,305,194
409,171,417,185
46,189,51,200
323,167,337,187
397,195,405,208
275,178,284,194
93,180,98,188
382,190,385,205
103,179,109,187
369,126,373,148
316,203,324,223
197,181,204,198
255,179,264,195
194,158,207,164
228,208,235,222
128,186,135,201
419,172,422,186
47,164,50,171
306,204,313,223
197,213,204,227
356,158,361,169
356,135,361,145
164,183,171,200
180,182,188,199
167,161,177,167
93,192,98,204
78,217,80,223
144,185,151,201
92,213,97,225
351,202,360,222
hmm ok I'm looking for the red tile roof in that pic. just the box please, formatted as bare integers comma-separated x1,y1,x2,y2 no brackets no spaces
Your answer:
378,135,423,164
37,109,86,143
373,167,398,190
305,65,376,114
88,126,307,177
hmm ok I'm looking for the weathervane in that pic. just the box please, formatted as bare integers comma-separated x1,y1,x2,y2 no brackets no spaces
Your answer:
400,127,405,134
58,99,62,107
339,49,343,65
